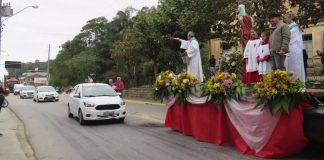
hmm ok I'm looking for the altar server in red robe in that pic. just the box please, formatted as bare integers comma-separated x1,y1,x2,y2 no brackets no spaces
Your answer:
243,30,261,83
257,31,272,75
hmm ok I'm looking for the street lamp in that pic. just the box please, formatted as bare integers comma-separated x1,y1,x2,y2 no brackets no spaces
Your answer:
0,4,38,62
2,5,38,23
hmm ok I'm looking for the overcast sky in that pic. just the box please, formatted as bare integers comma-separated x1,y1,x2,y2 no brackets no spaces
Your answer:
1,0,158,63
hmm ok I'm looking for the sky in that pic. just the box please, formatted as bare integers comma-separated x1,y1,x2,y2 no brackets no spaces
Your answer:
1,0,159,63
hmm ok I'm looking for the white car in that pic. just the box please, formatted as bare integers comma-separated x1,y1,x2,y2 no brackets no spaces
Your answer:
67,83,126,125
13,84,24,95
34,86,59,102
19,86,36,99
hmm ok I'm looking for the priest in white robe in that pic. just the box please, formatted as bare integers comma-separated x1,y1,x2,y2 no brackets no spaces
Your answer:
284,13,306,82
174,31,204,83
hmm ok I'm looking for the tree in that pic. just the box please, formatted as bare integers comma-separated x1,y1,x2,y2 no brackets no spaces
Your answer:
130,7,165,76
111,38,142,83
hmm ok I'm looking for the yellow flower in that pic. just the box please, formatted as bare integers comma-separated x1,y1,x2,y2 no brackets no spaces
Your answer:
231,73,237,79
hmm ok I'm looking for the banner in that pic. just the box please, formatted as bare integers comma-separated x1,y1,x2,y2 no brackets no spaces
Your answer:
34,77,47,84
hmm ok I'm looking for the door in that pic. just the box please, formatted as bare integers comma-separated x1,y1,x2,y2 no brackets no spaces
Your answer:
70,85,80,114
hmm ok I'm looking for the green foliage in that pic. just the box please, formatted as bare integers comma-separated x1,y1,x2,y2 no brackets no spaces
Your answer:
49,1,322,87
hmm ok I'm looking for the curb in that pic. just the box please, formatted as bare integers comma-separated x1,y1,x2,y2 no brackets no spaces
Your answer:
8,107,37,160
124,99,165,107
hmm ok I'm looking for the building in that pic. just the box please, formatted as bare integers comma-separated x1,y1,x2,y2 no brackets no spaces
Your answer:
303,24,324,76
21,69,48,86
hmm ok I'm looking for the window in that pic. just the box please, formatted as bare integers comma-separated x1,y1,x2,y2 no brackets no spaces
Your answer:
82,85,116,97
74,86,79,94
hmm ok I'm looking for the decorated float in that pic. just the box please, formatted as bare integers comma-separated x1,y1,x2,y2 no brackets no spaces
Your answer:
153,51,323,158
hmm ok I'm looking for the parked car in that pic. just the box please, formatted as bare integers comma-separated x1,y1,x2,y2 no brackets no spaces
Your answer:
67,83,126,125
13,84,24,95
19,86,36,99
34,86,59,102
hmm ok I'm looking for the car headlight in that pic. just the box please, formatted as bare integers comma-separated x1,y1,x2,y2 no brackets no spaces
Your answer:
83,102,96,107
120,99,126,106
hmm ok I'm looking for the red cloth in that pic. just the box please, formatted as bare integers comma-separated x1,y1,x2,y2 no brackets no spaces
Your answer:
243,70,260,84
165,101,309,158
241,16,253,49
114,81,125,92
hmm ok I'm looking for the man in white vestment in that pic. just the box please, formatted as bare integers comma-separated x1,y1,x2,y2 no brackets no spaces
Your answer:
174,31,204,83
283,13,306,82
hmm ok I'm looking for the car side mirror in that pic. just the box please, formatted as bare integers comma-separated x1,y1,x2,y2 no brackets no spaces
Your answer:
73,93,80,98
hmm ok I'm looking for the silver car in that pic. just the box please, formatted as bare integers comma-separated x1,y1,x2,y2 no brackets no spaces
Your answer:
19,86,36,99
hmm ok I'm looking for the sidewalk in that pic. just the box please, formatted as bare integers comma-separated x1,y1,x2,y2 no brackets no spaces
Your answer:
0,108,36,160
124,97,165,107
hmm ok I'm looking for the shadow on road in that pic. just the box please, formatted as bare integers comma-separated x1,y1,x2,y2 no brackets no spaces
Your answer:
71,117,123,126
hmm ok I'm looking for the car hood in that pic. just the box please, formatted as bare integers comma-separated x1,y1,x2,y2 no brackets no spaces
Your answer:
82,96,121,105
22,90,35,93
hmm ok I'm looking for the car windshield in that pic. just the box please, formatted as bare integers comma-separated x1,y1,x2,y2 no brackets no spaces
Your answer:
22,87,35,91
38,87,55,92
82,85,116,97
15,87,23,90
15,86,23,90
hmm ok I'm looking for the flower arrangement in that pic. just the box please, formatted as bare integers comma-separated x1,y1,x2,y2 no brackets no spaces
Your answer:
153,70,176,101
220,51,243,75
172,73,199,103
204,72,245,106
255,70,305,114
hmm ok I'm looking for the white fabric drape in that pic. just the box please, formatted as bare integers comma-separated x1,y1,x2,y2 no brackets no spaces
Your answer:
224,97,282,152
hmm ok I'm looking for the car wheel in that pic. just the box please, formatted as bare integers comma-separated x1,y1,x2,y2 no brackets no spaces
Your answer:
78,110,86,125
118,117,125,123
20,96,23,99
67,106,73,118
33,98,36,102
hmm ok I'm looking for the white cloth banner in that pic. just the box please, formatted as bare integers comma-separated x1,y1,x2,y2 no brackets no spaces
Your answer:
163,95,176,108
224,97,282,152
186,92,211,104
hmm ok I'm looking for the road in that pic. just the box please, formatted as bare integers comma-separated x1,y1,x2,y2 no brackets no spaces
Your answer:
7,95,323,160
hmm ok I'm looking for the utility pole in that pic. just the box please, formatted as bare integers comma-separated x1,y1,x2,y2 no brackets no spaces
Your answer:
0,0,3,63
47,44,50,85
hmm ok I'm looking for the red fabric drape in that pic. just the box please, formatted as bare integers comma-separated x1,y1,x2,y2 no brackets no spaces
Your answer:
165,101,309,158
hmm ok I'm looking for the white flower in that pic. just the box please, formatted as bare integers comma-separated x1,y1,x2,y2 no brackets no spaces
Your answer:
166,82,170,86
299,88,306,93
231,62,236,66
155,88,159,91
183,79,189,83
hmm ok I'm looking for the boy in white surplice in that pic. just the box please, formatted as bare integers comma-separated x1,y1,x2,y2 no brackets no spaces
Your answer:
257,32,271,75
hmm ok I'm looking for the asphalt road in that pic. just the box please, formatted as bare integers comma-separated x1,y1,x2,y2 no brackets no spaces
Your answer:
7,95,323,160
